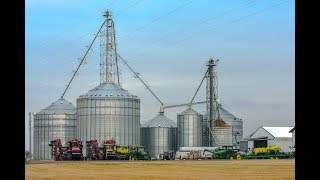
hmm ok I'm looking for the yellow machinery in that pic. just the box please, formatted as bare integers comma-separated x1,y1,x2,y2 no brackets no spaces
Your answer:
116,146,129,154
253,146,280,155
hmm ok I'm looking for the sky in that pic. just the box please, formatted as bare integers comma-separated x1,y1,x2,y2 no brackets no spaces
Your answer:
25,0,295,150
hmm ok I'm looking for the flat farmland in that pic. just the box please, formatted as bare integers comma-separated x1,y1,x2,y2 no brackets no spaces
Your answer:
25,159,295,179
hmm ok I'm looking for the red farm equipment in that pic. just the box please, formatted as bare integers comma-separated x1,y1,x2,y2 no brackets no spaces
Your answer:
49,138,83,161
86,140,101,160
103,138,117,160
66,139,84,160
49,139,64,161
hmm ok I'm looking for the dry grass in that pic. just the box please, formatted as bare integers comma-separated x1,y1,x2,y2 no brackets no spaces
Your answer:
25,159,295,180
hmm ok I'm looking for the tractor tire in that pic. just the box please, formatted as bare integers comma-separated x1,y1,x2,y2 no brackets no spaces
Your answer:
237,154,241,160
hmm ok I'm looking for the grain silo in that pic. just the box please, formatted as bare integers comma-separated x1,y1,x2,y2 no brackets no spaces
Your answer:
33,98,77,160
177,108,203,148
211,118,233,146
77,82,140,146
76,11,140,147
219,107,243,146
204,107,243,147
141,112,177,159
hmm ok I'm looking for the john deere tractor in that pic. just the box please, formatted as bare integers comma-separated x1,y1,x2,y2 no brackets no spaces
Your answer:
212,146,240,159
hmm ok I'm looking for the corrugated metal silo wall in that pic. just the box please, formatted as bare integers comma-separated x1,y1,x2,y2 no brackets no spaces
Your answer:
141,127,177,158
226,120,243,145
77,97,140,148
212,126,233,147
177,114,203,148
33,114,76,160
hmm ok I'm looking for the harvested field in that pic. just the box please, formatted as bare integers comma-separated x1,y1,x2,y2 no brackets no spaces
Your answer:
25,159,295,179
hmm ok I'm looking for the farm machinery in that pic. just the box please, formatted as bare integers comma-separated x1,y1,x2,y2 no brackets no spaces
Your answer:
129,146,150,160
49,139,84,160
102,139,118,160
86,140,101,160
160,150,175,160
241,146,294,159
50,138,150,161
103,139,150,160
201,145,294,160
49,139,64,161
66,139,84,160
209,146,241,159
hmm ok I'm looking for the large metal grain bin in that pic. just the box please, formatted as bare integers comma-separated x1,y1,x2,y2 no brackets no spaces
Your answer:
77,82,140,147
33,98,77,160
211,119,232,147
203,106,243,147
177,108,203,148
219,107,243,146
141,112,177,159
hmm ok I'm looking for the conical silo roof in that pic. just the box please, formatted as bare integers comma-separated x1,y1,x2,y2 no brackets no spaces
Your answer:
78,82,138,99
39,98,76,114
178,108,202,115
219,106,241,121
141,113,177,128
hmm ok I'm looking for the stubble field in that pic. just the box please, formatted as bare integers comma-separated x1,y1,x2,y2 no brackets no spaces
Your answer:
25,159,294,179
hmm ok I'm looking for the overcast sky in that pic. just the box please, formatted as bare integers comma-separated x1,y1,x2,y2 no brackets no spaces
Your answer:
25,0,295,150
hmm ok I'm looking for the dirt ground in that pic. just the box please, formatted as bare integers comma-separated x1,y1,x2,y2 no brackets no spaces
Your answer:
25,159,295,180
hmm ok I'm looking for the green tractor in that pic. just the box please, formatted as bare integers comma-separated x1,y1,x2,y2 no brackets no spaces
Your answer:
212,146,240,159
129,147,150,160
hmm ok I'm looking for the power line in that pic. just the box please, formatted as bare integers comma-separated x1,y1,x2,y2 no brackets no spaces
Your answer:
132,0,291,58
114,0,145,18
176,0,290,46
199,0,257,25
118,0,193,41
33,0,119,50
121,0,259,57
231,0,289,23
30,0,120,65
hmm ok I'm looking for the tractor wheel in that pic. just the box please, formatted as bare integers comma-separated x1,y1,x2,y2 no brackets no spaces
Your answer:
237,154,241,160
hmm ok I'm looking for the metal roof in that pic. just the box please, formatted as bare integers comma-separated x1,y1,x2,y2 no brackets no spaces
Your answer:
178,108,202,115
243,137,274,140
262,127,293,138
219,106,242,122
244,126,293,140
78,82,139,99
203,106,242,122
39,98,76,114
141,113,177,128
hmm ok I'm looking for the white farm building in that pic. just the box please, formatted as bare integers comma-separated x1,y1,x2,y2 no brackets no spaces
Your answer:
243,126,293,153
